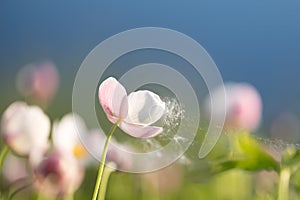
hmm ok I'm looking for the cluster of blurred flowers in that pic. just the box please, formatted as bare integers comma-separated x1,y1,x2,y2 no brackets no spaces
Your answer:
1,101,137,198
0,62,134,199
2,102,92,197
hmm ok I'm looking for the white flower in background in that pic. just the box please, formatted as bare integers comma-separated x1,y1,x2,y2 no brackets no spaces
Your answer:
1,101,50,156
31,149,84,197
204,82,262,131
51,113,132,169
52,113,89,162
98,77,165,138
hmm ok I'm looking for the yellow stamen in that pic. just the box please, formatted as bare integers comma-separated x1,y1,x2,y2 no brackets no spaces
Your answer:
73,143,87,158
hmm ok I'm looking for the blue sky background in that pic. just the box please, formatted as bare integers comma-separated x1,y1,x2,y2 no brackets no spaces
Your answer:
0,0,300,132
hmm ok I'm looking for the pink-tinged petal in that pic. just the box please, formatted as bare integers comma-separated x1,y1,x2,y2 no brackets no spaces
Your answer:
119,122,163,138
228,83,262,131
98,77,128,119
107,114,119,124
126,90,165,125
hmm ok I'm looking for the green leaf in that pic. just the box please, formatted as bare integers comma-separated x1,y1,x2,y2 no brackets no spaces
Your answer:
281,147,300,173
234,131,279,172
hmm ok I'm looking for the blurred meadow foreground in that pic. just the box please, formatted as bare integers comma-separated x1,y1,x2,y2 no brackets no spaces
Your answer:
1,60,300,200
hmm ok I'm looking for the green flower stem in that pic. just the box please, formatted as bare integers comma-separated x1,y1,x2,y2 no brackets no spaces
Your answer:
278,168,291,200
98,163,116,200
92,120,120,200
0,145,9,172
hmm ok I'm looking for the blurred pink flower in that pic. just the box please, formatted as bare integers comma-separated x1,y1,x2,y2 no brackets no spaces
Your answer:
205,83,262,131
31,149,84,197
98,77,165,138
16,61,59,104
1,101,50,156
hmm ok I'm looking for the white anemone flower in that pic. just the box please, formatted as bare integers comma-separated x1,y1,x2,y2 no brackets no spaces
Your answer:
98,77,165,138
1,101,50,156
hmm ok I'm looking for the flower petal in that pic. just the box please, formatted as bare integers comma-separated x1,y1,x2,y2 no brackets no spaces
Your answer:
119,122,163,138
52,113,87,155
98,77,128,119
126,90,165,125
